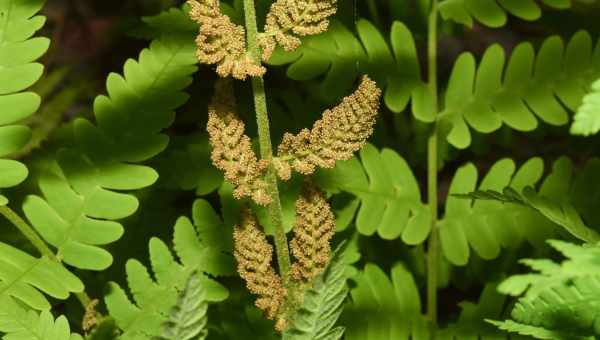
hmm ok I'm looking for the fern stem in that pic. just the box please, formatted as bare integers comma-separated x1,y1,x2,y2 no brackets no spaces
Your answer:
242,0,292,278
426,0,440,336
0,205,92,307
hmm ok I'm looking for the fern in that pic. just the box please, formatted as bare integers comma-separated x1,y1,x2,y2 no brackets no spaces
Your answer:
104,199,232,339
0,0,49,204
571,78,600,136
155,271,208,340
342,263,429,340
19,9,198,271
283,245,348,340
0,296,82,340
438,0,581,28
492,241,600,339
314,143,431,243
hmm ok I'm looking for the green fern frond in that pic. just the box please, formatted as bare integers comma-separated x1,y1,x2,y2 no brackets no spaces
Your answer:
571,78,600,136
342,263,429,340
104,199,232,339
438,0,580,28
0,296,82,340
19,10,198,271
314,143,430,243
0,0,50,204
441,31,600,149
0,241,83,310
492,241,600,339
283,246,348,340
268,20,430,119
155,271,208,340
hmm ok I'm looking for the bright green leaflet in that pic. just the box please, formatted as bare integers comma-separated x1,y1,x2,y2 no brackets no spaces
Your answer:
104,199,232,339
0,0,49,204
571,78,600,136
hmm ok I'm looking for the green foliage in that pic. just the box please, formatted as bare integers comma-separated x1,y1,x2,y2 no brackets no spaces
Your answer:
492,241,600,339
0,296,82,340
438,0,578,28
571,78,600,136
104,199,231,339
283,246,348,340
156,271,208,340
0,0,49,204
315,144,431,243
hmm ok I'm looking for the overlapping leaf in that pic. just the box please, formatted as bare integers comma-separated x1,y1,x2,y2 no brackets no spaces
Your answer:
439,0,581,28
0,296,82,340
104,199,233,339
492,241,600,339
441,31,600,149
0,0,49,204
314,144,430,243
571,78,600,136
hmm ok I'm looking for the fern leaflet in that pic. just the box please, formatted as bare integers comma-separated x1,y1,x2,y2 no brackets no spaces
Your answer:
0,0,49,204
155,271,208,340
571,78,600,136
104,199,232,339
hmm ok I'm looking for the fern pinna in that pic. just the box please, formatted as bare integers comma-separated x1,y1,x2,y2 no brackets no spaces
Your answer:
1,0,600,338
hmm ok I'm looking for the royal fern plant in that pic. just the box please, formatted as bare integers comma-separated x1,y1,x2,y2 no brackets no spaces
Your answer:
1,0,600,339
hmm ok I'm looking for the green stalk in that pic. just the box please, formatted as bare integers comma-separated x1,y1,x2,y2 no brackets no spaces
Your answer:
242,0,292,278
0,205,91,306
426,0,440,336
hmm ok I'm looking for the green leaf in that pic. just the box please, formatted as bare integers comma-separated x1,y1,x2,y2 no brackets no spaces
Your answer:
0,0,49,202
104,201,231,339
439,0,577,28
283,246,349,340
155,272,208,340
0,296,82,340
571,78,600,136
441,31,600,149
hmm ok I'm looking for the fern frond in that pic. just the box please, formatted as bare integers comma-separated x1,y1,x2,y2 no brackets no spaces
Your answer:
19,10,198,271
493,241,600,339
439,0,581,28
104,199,232,339
343,263,429,340
571,78,600,136
0,0,49,204
268,20,429,118
282,245,348,340
155,272,208,340
0,296,82,340
314,143,430,243
440,31,600,149
0,242,83,310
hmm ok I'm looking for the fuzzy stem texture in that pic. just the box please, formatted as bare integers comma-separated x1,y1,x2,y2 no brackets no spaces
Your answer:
0,205,92,307
426,0,440,337
242,0,292,278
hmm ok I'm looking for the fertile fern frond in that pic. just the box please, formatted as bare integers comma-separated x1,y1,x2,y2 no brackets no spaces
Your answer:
104,199,232,338
282,245,348,340
19,10,198,271
342,263,429,340
0,296,82,340
0,242,83,310
571,78,600,136
314,144,430,243
268,20,429,118
439,0,581,28
492,241,600,339
0,0,49,204
155,272,208,340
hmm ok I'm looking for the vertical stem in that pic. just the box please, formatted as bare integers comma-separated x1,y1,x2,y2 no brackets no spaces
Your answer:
242,0,292,278
426,0,439,336
0,205,91,306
